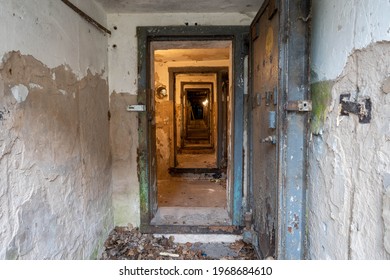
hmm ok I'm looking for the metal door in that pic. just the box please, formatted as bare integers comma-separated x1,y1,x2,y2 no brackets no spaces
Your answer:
250,0,279,259
249,0,310,259
138,88,158,227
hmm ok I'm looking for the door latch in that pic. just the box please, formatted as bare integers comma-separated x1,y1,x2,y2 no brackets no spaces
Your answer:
285,100,312,112
126,105,146,112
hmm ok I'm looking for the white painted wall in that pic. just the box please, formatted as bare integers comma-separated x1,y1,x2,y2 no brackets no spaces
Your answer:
107,12,254,95
0,0,108,78
311,0,390,82
308,0,390,259
108,12,254,227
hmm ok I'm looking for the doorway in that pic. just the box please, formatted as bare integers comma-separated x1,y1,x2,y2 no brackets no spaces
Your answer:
151,42,232,226
137,0,310,258
137,26,248,233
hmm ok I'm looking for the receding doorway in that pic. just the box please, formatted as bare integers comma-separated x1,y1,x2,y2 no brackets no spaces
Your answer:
176,83,216,169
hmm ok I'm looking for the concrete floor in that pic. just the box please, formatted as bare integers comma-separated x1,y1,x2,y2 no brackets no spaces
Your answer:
155,176,229,225
176,153,217,168
158,177,225,207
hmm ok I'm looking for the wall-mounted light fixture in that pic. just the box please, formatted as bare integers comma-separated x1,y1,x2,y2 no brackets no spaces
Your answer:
156,86,168,99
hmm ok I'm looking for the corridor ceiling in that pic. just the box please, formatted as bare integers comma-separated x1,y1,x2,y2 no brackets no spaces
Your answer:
93,0,263,13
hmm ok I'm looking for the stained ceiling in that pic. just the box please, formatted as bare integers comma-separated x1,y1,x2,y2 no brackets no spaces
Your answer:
152,41,231,63
155,49,230,63
93,0,262,13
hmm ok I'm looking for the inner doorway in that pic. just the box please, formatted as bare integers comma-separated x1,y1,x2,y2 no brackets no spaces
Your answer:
150,41,232,226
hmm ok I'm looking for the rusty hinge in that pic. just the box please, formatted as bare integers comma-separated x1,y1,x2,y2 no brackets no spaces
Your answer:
285,100,312,112
339,94,371,123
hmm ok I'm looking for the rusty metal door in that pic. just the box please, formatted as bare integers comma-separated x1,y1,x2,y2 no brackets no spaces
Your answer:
250,0,280,259
249,0,310,259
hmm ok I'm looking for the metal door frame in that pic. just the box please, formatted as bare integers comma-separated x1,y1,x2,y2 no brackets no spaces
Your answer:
137,26,249,232
277,0,311,259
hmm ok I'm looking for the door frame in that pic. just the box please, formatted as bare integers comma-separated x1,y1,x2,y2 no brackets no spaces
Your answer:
277,0,311,259
137,26,249,232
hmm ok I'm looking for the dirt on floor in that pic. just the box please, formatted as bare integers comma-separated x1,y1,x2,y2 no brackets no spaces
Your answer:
100,226,258,260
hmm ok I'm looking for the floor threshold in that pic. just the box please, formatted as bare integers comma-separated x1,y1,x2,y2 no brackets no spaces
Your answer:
151,207,231,226
168,167,221,174
154,233,242,244
140,224,242,235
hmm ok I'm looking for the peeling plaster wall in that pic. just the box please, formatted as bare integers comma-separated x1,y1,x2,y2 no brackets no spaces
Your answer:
0,0,108,78
0,0,112,259
107,13,253,226
308,0,390,259
311,0,390,82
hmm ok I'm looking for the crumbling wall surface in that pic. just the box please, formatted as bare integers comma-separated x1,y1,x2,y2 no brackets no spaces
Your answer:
308,42,390,259
0,52,112,259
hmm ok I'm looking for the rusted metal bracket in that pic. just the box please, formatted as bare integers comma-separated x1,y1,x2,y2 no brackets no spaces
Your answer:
61,0,111,35
339,94,371,123
284,100,312,112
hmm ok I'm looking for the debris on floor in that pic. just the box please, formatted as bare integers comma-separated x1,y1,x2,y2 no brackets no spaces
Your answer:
100,226,258,260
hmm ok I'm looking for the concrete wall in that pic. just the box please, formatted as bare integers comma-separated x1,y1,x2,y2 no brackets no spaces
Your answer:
0,0,112,259
108,12,254,226
308,0,390,259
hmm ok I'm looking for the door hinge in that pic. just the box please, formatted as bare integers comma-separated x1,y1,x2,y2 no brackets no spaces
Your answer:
339,94,371,123
285,100,312,112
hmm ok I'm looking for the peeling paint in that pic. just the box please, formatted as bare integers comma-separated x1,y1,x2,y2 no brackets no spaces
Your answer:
11,84,29,103
308,42,390,260
0,51,112,259
29,83,43,89
382,77,390,94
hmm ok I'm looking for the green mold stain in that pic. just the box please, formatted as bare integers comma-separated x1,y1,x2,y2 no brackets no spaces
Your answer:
310,80,334,135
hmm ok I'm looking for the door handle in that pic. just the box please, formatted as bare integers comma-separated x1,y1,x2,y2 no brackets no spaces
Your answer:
261,135,276,145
